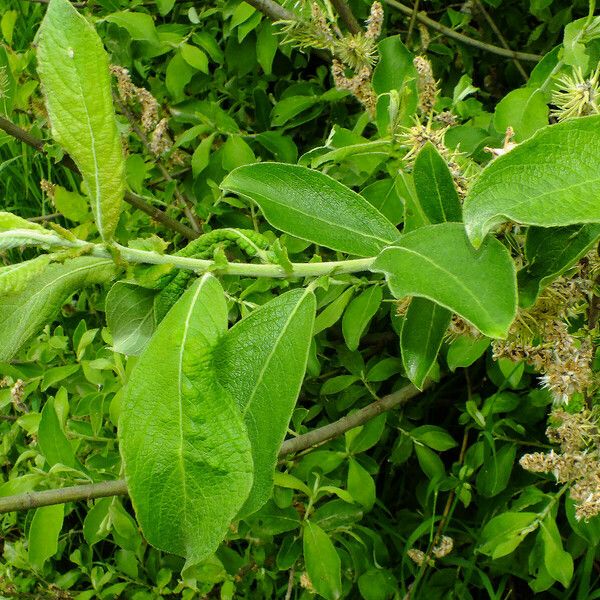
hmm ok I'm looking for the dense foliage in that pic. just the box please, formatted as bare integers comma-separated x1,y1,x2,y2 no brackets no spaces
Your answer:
0,0,599,598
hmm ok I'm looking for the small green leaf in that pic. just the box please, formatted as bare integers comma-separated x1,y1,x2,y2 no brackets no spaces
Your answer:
342,286,382,351
83,498,111,546
493,88,549,142
314,287,354,335
476,444,516,497
464,116,600,247
221,163,399,257
191,134,215,178
360,178,404,226
401,298,451,389
106,282,156,356
53,186,91,223
0,255,52,296
28,505,64,571
0,212,47,232
38,397,79,469
221,136,255,171
347,459,376,509
119,274,253,563
0,257,117,361
303,521,342,600
214,289,315,516
446,336,490,371
37,0,126,240
181,43,209,73
479,512,538,558
256,21,277,74
371,223,517,338
540,517,574,587
104,11,160,43
411,425,457,451
412,142,462,223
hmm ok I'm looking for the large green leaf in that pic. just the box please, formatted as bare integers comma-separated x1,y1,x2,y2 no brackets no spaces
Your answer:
464,116,600,247
106,282,156,356
303,521,342,600
401,298,451,390
119,274,253,564
371,223,517,338
28,505,64,571
221,163,399,257
36,0,125,240
0,257,117,361
213,289,315,517
518,224,600,307
412,142,462,224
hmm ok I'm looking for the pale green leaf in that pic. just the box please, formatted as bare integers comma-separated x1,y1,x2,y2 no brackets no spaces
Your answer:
540,517,574,587
213,289,315,516
347,459,376,509
120,274,253,563
303,521,342,600
371,223,517,338
0,257,117,361
0,255,52,295
106,281,156,356
181,43,208,73
221,163,399,256
37,0,125,240
28,505,64,571
479,512,538,558
104,11,160,43
0,212,47,232
464,116,600,247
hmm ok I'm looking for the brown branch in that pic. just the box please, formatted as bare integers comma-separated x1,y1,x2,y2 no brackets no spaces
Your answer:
473,0,527,80
330,0,362,34
0,383,423,514
113,96,201,233
383,0,542,61
0,116,198,240
244,0,296,21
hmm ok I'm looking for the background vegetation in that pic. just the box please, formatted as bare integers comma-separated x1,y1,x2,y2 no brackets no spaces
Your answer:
0,0,598,598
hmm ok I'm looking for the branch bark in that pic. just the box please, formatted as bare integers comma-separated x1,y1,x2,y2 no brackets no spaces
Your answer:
0,116,198,240
244,0,296,21
0,383,422,514
330,0,362,34
383,0,542,62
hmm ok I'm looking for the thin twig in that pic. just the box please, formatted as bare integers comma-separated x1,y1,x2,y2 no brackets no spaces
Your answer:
25,0,86,6
406,0,420,43
473,0,527,79
0,383,423,514
284,564,296,600
330,0,362,34
245,0,296,21
113,96,201,233
0,116,198,240
383,0,542,61
28,213,61,222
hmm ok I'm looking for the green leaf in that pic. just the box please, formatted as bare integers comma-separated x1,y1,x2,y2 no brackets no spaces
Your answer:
38,397,80,469
221,163,399,256
314,287,354,335
479,512,538,559
36,0,125,241
371,223,517,338
256,21,277,74
0,257,117,361
540,517,574,587
119,274,253,563
104,11,160,43
53,186,91,223
181,43,209,73
0,255,52,296
493,88,549,142
0,46,16,116
191,134,215,178
446,336,490,371
106,282,156,357
166,52,195,101
360,178,404,226
0,212,47,233
221,136,255,171
28,505,64,571
401,298,451,390
347,458,376,509
518,224,600,307
214,289,315,516
303,521,342,600
464,116,600,247
83,498,112,546
476,443,516,497
342,286,382,351
412,142,462,223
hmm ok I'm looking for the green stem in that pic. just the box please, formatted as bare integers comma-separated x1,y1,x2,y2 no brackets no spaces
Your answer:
8,229,376,279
